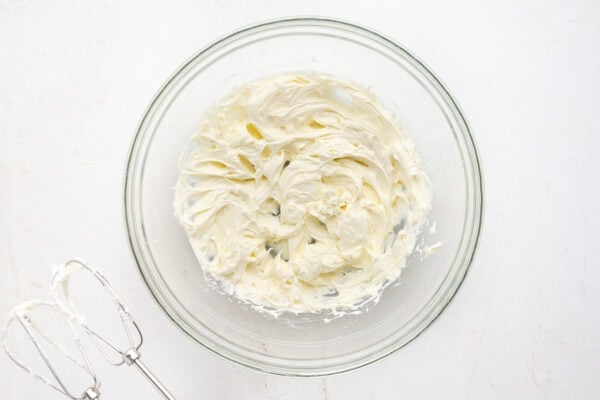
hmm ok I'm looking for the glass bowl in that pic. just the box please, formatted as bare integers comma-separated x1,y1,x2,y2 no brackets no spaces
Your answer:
124,17,483,376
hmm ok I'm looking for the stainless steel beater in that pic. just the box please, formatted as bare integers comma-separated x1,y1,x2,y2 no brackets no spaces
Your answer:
2,259,176,400
2,300,102,400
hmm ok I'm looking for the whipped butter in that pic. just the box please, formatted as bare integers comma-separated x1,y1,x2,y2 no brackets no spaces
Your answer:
174,73,431,315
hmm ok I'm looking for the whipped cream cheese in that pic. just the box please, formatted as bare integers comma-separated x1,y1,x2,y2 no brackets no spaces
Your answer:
174,73,431,315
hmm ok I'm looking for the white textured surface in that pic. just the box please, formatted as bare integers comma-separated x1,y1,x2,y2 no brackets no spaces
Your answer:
1,1,599,399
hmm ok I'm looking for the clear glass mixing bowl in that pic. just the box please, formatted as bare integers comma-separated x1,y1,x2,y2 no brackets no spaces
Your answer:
124,17,483,376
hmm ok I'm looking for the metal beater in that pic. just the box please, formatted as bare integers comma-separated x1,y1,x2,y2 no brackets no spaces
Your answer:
2,299,101,400
2,259,176,400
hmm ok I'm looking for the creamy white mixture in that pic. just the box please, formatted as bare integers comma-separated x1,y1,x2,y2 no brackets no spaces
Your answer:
174,73,431,315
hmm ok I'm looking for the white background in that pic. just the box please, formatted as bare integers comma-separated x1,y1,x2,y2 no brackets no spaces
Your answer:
1,1,599,399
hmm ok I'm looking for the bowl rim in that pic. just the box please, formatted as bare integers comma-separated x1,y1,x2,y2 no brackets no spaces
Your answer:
123,16,485,376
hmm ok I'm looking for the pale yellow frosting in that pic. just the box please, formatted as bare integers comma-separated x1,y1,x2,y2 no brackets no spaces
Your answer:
174,73,431,315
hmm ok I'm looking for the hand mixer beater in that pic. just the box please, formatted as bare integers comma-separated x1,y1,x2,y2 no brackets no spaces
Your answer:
2,259,176,400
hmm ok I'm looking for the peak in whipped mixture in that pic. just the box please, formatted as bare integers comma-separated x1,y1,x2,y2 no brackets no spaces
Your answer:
174,73,431,315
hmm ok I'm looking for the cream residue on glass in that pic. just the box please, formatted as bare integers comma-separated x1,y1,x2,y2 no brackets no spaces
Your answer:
174,73,431,316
